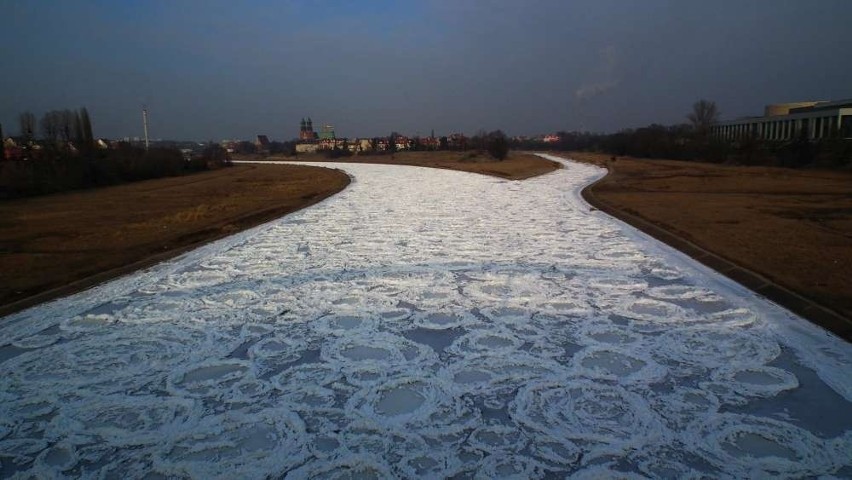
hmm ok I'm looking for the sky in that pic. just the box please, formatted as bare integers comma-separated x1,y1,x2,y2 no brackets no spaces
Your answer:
2,0,852,141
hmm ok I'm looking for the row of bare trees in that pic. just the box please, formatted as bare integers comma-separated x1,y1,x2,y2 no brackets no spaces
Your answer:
512,99,850,168
17,108,94,150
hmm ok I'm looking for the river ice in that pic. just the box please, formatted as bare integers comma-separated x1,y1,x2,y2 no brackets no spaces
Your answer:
1,155,850,479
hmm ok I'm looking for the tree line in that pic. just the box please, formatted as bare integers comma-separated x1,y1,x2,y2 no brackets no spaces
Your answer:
2,107,229,199
16,108,94,152
513,100,851,169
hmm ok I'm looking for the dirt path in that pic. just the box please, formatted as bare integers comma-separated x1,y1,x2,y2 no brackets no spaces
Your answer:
0,164,350,315
563,151,852,340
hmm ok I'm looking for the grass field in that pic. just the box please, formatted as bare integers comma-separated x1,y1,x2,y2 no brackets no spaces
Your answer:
0,164,350,315
262,150,562,180
565,151,852,339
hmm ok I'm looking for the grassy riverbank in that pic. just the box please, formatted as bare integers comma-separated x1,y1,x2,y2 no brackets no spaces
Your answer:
0,164,350,315
255,151,561,180
565,151,852,340
0,151,561,317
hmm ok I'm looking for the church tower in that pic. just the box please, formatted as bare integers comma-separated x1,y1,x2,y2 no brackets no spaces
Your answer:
299,117,318,141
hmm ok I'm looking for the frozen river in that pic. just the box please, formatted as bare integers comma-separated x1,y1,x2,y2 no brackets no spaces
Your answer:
1,155,851,478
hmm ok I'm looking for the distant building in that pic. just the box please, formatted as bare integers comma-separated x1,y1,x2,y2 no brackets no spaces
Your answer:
417,136,439,150
294,117,442,153
299,118,344,151
712,99,852,141
299,118,318,141
448,133,467,150
3,137,23,160
542,134,561,143
318,124,335,141
220,140,238,154
395,135,410,151
296,143,319,153
256,135,270,154
358,138,372,152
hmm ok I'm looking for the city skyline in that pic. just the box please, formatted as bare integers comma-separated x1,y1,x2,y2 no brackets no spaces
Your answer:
2,0,852,141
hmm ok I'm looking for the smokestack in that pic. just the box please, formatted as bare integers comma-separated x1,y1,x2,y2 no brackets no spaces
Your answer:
142,107,150,151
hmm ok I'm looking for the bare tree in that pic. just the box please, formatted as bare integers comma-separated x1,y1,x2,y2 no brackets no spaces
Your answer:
74,111,85,146
387,132,398,154
470,129,488,151
59,109,75,144
80,107,94,147
485,130,509,160
688,100,720,133
19,111,36,141
40,111,62,144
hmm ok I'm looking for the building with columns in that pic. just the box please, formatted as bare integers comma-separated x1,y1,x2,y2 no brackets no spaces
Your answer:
711,99,852,142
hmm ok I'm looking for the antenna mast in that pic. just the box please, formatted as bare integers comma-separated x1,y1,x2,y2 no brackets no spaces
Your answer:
142,107,150,151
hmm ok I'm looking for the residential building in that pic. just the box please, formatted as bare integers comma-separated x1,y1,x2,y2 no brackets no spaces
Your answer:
296,143,319,153
3,137,23,160
448,133,467,150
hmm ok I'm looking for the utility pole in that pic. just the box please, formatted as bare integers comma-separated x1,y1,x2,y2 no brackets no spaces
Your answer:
142,107,150,151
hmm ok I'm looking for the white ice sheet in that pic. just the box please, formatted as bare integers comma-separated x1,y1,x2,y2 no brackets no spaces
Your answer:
1,155,850,478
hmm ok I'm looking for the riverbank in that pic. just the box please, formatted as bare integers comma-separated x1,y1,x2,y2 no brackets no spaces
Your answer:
564,151,852,340
251,151,561,180
0,151,559,317
0,164,350,316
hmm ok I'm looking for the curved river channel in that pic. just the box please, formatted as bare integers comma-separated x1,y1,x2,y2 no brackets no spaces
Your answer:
1,155,850,478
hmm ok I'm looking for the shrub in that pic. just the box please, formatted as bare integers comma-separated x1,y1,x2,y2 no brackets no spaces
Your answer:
0,147,211,199
485,130,509,160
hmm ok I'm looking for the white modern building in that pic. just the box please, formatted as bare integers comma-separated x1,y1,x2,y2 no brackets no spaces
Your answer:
712,99,852,141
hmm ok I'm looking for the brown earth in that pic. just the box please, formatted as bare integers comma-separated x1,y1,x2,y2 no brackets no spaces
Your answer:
0,164,350,316
254,151,562,180
0,152,558,316
563,151,852,340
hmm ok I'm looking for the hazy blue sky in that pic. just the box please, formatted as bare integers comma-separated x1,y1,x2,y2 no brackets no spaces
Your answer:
2,0,851,141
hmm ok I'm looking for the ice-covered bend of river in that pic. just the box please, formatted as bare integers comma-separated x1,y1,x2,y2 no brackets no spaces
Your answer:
1,155,851,479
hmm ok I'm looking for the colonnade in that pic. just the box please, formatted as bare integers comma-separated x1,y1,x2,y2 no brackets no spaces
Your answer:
712,115,840,141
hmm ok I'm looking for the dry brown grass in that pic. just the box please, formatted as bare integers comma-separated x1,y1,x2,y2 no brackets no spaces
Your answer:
265,150,561,180
563,151,852,337
0,164,349,314
0,151,554,316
